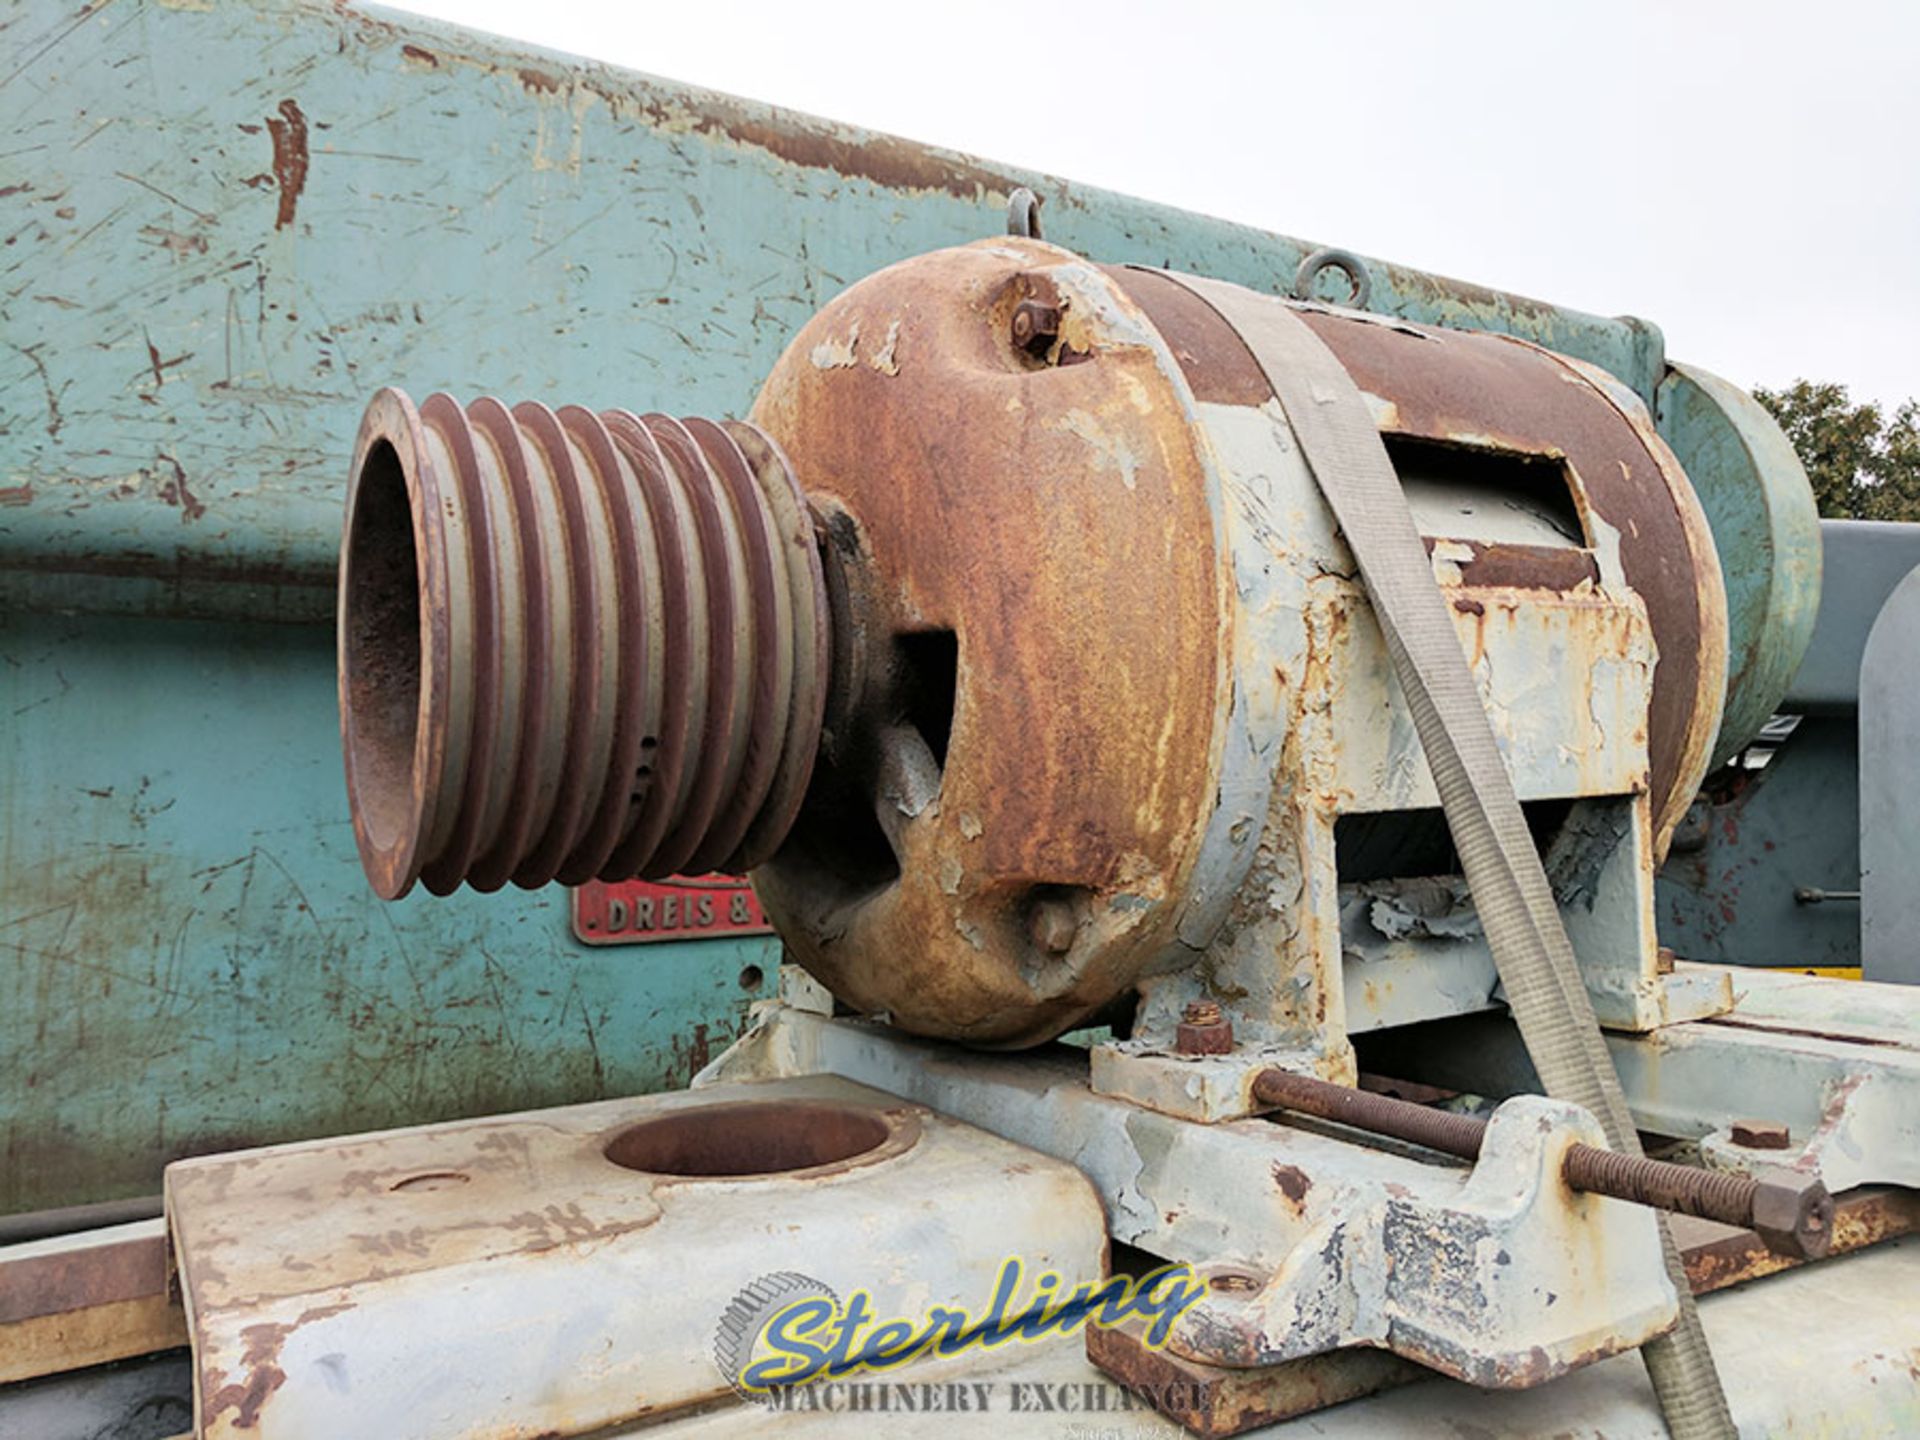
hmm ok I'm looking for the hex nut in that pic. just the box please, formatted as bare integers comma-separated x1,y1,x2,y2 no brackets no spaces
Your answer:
1176,1000,1233,1056
1750,1168,1833,1259
1010,300,1061,358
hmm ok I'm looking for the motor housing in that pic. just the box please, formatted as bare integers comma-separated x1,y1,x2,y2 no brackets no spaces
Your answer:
339,238,1815,1054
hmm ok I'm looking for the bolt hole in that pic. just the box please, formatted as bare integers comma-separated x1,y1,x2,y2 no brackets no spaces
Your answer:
740,965,764,990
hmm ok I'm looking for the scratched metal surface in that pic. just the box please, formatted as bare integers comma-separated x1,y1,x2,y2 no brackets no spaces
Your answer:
0,0,1676,630
0,0,1784,1213
1655,717,1861,971
0,610,772,1214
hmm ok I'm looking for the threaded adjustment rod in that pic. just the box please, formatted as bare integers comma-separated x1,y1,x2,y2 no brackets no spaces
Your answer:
339,389,830,899
1251,1068,1833,1260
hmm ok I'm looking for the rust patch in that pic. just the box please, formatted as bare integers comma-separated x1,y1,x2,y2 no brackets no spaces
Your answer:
1271,1162,1312,1212
156,454,206,522
265,99,309,230
344,6,1022,201
0,484,32,508
1678,1186,1919,1295
1299,310,1708,844
0,1226,169,1325
711,116,1019,202
0,547,328,592
139,225,208,258
1699,1016,1904,1050
200,1303,352,1430
683,1023,711,1077
1427,538,1602,592
613,88,1026,203
1088,1314,1419,1435
1111,265,1715,846
400,43,438,67
752,241,1224,1045
1107,264,1270,406
1376,261,1565,328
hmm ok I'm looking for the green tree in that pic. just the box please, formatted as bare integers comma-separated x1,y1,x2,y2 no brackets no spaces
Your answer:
1754,380,1920,522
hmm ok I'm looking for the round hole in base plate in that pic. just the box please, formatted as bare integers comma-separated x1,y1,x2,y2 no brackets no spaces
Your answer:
602,1101,901,1178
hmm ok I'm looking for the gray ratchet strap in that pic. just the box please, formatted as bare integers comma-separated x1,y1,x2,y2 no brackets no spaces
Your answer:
1141,268,1733,1439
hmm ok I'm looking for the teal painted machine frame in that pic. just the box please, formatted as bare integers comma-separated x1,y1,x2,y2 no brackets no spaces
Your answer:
0,0,1815,1216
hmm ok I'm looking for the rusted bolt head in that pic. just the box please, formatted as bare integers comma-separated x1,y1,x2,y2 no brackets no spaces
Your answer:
1183,1000,1222,1027
1176,1000,1233,1056
1750,1168,1833,1260
1655,945,1678,975
1010,300,1061,358
1730,1118,1791,1151
1029,897,1078,955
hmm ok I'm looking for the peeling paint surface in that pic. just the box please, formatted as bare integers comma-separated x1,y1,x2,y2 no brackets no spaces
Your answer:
0,613,775,1215
167,1074,1104,1437
1,1,1673,625
0,0,1783,1212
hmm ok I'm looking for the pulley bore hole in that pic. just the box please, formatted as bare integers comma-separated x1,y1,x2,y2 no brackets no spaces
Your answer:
342,437,424,855
602,1102,893,1178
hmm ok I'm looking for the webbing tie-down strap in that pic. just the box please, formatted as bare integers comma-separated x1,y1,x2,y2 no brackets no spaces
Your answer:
1143,268,1733,1438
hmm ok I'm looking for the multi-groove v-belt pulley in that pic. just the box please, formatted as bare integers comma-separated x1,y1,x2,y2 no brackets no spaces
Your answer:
339,394,828,900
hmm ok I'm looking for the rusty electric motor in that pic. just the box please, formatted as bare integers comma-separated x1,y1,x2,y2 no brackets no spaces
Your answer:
339,238,1806,1049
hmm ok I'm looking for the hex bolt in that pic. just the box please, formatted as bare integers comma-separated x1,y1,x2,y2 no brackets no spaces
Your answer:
1176,1000,1234,1056
1749,1169,1833,1258
1011,300,1061,358
1730,1119,1792,1150
1251,1068,1833,1260
1029,897,1078,955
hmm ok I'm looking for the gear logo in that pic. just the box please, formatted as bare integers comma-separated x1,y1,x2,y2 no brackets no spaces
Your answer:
713,1271,838,1403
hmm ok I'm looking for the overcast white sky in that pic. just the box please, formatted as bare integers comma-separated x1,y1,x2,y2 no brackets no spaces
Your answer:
407,0,1918,409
